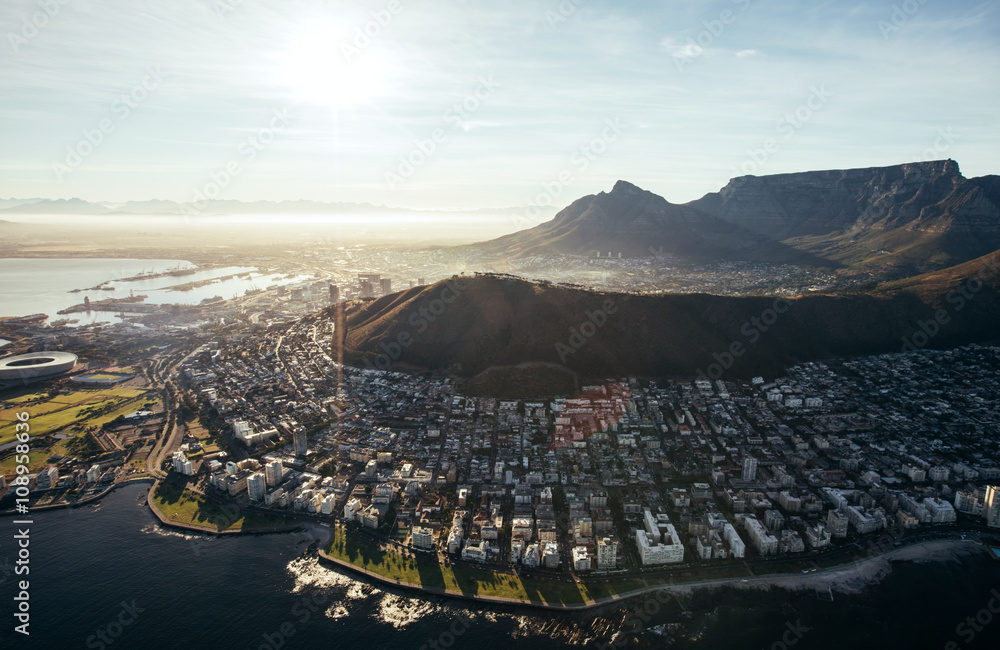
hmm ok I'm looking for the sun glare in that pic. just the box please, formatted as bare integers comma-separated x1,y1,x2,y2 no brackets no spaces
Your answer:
278,19,389,108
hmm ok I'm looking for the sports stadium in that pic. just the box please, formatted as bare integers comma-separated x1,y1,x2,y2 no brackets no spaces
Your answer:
0,351,78,385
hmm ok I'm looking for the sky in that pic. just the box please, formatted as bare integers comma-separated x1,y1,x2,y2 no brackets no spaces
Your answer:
0,0,998,210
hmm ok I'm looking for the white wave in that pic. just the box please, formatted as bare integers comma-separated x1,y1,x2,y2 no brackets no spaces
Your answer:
325,603,351,620
140,522,211,542
285,556,376,603
375,593,437,629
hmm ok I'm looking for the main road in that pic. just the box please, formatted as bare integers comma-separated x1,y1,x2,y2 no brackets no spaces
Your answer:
145,344,205,477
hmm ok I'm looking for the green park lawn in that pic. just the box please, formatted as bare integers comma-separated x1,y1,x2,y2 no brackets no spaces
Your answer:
0,449,50,473
150,480,296,532
0,387,151,445
79,373,127,381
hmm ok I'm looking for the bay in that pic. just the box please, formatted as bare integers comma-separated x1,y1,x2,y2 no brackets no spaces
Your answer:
0,258,310,325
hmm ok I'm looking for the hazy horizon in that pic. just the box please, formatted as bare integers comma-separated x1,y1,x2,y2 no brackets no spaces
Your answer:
0,157,983,211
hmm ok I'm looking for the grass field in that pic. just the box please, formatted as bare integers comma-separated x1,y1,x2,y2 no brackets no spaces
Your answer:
2,388,50,405
0,450,50,473
184,421,221,454
185,421,210,438
0,387,152,445
76,373,130,382
323,527,643,606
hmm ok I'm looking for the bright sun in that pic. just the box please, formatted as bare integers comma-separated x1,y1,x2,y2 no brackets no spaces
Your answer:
279,20,388,108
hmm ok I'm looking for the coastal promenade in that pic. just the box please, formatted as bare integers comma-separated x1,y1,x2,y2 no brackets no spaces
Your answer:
22,476,989,606
317,531,988,613
4,474,992,614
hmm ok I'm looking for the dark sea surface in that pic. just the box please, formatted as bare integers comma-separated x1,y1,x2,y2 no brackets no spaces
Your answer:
2,483,1000,649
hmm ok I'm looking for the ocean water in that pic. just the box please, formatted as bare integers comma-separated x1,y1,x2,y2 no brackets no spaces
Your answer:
1,483,999,649
0,258,310,325
0,258,191,324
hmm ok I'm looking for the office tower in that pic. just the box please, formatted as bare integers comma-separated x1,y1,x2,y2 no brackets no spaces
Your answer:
293,428,307,456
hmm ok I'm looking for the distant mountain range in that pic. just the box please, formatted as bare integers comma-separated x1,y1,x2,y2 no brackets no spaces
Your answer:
0,197,554,217
329,247,1000,396
473,160,1000,276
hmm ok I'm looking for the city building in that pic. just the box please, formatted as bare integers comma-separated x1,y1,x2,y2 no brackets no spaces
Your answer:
804,522,832,549
846,506,883,535
636,525,684,565
36,466,59,489
447,530,463,554
543,542,561,568
923,498,957,524
293,428,308,456
779,491,802,512
412,527,434,550
344,498,361,521
522,543,541,568
225,472,249,496
597,537,617,569
265,460,284,487
722,523,746,558
826,509,849,538
744,516,778,556
232,420,252,442
985,486,1000,528
642,509,661,543
247,472,266,501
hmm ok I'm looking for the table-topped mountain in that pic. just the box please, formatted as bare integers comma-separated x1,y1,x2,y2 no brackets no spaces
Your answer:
475,160,1000,276
475,178,817,264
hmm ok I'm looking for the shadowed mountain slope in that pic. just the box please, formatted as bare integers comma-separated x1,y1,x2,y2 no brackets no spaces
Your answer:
325,258,1000,395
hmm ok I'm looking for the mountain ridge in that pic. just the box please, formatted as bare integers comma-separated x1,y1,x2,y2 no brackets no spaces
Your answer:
472,160,1000,276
